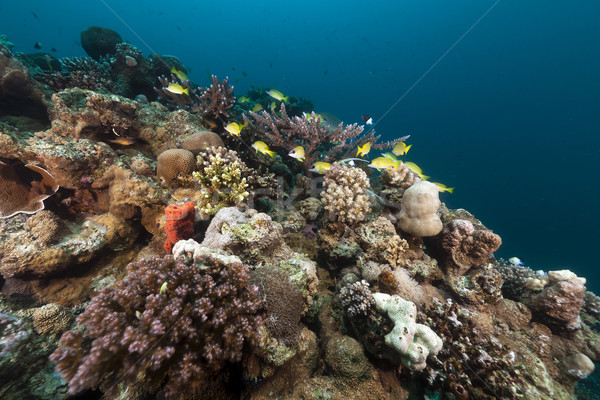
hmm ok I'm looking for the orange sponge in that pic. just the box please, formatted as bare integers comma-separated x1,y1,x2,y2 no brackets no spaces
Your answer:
164,201,195,253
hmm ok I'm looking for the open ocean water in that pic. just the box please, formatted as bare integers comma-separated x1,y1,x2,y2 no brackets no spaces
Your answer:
1,0,599,291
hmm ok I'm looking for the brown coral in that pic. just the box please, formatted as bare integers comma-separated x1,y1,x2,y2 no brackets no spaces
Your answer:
156,148,195,186
321,163,371,226
0,160,59,219
432,218,502,276
180,131,224,155
397,181,442,237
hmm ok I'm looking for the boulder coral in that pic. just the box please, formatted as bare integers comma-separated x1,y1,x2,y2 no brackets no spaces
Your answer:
180,130,224,155
397,181,442,237
156,148,196,186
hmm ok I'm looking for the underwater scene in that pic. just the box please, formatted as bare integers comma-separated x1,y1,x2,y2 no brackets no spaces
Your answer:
0,0,599,399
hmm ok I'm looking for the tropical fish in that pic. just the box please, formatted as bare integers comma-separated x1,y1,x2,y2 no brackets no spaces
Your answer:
166,83,189,96
204,119,218,130
225,122,245,136
266,89,289,102
392,142,412,156
368,157,401,170
238,96,250,103
288,145,305,161
108,138,136,146
252,141,276,157
170,66,189,81
404,162,429,180
270,101,277,110
135,310,142,319
252,103,263,112
303,112,324,123
432,182,455,193
309,161,332,174
159,281,168,295
382,152,398,161
508,257,524,266
356,142,371,157
362,114,373,125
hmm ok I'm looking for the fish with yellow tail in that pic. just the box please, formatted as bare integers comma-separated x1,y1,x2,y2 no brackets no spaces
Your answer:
159,281,168,296
368,157,401,170
225,122,246,137
266,89,289,102
170,66,189,81
432,182,455,193
404,162,430,180
309,161,332,174
356,142,371,157
392,142,412,156
288,145,305,161
252,103,263,112
252,141,276,157
238,96,250,103
166,83,189,96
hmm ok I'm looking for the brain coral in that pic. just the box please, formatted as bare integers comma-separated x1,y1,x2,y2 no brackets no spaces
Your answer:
50,252,263,398
181,131,224,155
321,162,371,225
156,148,195,186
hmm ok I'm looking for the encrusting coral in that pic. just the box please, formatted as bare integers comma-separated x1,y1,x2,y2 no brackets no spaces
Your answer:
321,162,371,226
50,251,264,399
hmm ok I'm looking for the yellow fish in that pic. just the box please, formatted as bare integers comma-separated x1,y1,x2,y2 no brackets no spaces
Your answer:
368,157,401,170
382,152,398,161
266,89,289,102
356,142,371,157
303,112,324,123
225,122,245,136
392,142,412,156
166,83,189,96
159,281,168,296
252,103,263,112
433,182,455,193
309,161,332,174
171,66,189,81
238,96,250,103
404,162,430,180
288,145,305,161
107,138,136,146
270,101,277,110
252,141,276,157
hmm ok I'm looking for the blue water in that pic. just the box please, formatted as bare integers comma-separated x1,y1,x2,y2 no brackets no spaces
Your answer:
2,1,599,291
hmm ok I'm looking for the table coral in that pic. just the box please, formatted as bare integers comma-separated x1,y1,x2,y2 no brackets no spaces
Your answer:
50,252,264,399
321,162,371,226
163,201,195,253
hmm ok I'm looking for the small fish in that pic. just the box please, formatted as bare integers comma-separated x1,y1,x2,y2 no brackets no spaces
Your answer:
159,281,168,295
34,41,42,49
270,101,277,110
170,66,189,81
288,145,305,161
225,122,245,136
368,157,400,170
252,103,263,112
356,142,371,157
432,182,455,193
166,83,189,96
108,138,136,146
238,96,250,103
404,162,429,180
50,47,57,52
303,112,324,123
242,71,248,77
508,257,524,266
392,142,412,156
252,141,276,157
362,114,373,125
135,310,142,319
266,89,289,102
204,119,218,129
382,152,398,161
309,161,332,174
32,12,40,21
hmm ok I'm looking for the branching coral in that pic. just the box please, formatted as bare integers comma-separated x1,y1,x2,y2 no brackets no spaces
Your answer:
321,162,371,225
190,75,235,119
50,252,263,398
192,146,250,215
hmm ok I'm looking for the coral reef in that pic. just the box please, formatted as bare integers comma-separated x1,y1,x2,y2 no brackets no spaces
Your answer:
50,252,263,398
0,161,58,218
